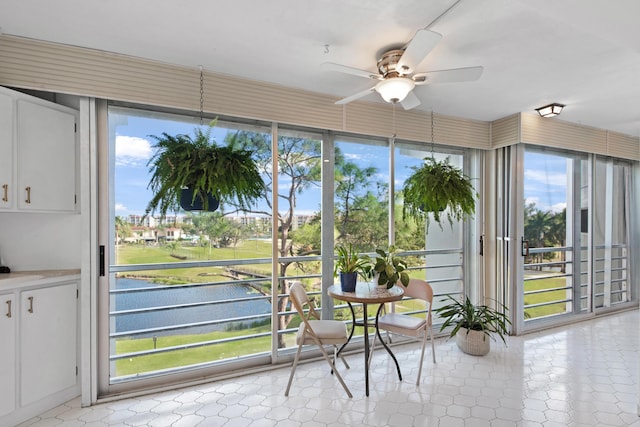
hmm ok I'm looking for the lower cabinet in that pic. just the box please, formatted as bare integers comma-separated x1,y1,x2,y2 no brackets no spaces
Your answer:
0,292,16,418
0,279,78,425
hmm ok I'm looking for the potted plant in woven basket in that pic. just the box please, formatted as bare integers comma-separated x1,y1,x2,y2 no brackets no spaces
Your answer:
434,295,510,356
144,124,264,218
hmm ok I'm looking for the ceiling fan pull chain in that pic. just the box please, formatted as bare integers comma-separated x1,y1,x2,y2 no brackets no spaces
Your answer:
391,102,397,142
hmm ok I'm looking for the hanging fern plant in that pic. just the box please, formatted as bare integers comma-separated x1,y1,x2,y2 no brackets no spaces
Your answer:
145,125,264,217
402,157,477,228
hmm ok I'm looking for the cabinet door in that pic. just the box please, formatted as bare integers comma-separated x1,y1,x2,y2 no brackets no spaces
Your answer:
20,283,77,406
16,100,76,212
0,293,16,417
0,92,13,210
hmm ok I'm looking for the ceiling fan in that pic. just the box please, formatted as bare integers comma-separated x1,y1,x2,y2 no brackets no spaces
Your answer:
323,29,483,110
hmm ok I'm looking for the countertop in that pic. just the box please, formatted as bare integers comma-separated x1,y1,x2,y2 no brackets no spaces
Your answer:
0,269,81,289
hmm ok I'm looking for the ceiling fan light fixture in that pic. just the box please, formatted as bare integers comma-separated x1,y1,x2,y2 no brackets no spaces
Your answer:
375,77,415,103
536,103,565,118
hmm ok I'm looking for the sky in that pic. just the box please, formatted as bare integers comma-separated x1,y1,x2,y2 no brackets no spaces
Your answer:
111,108,568,217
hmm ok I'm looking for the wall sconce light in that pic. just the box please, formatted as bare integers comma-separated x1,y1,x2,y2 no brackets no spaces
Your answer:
535,103,565,118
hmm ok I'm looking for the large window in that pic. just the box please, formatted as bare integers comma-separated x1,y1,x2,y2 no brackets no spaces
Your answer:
100,106,479,394
106,108,274,384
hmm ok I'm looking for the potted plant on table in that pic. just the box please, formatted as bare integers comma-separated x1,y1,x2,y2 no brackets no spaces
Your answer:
373,246,410,289
334,243,371,292
434,295,510,356
144,124,265,217
402,156,476,229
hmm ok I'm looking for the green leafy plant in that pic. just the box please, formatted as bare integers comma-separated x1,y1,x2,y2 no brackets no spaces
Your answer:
434,295,510,344
373,246,410,289
145,124,265,217
333,243,371,279
402,157,477,228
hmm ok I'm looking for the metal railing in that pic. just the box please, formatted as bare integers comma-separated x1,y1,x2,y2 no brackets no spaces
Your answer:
108,247,465,381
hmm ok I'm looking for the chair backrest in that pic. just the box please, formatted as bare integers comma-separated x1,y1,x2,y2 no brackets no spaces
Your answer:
400,278,433,320
289,282,320,324
402,278,433,301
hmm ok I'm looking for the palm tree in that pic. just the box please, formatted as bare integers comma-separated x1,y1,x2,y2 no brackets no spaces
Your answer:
524,204,551,269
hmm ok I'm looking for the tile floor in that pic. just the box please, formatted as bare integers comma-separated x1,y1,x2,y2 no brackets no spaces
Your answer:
19,310,640,426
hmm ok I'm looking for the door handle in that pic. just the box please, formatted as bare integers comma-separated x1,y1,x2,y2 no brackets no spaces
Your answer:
27,296,34,313
25,186,31,204
2,184,7,202
5,300,10,318
521,237,529,257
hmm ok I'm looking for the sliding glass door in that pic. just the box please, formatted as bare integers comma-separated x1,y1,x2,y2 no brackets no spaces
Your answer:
499,145,635,333
521,148,588,328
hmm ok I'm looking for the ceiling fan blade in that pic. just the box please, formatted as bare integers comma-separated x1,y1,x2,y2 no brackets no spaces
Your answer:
397,29,442,74
321,62,381,80
335,86,377,105
400,91,421,110
413,66,484,84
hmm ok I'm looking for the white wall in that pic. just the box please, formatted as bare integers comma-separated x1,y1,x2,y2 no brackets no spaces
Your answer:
0,212,81,270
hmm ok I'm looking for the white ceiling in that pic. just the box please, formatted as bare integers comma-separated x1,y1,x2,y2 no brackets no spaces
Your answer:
3,0,640,137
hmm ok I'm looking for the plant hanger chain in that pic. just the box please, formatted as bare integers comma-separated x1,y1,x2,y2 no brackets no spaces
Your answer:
430,109,435,160
199,65,204,126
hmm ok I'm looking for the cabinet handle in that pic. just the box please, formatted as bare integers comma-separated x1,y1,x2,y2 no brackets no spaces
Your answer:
5,300,10,318
27,296,33,313
1,184,7,202
25,186,31,204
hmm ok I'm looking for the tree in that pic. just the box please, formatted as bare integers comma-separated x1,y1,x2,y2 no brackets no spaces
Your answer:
225,130,322,348
184,211,238,257
334,161,377,243
289,215,321,255
115,216,132,244
523,202,568,270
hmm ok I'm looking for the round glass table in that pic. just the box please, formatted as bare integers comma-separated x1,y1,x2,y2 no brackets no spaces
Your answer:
327,282,404,396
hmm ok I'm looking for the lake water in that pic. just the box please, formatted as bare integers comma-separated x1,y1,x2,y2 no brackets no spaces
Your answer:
114,278,271,337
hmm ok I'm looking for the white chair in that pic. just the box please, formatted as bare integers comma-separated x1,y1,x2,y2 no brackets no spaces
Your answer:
369,278,436,385
285,282,352,397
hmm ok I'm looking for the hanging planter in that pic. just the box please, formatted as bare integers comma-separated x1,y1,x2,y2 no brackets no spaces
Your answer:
402,157,477,228
179,187,220,212
144,125,264,217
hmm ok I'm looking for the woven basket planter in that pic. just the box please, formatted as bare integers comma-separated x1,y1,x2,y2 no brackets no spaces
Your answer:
455,327,490,356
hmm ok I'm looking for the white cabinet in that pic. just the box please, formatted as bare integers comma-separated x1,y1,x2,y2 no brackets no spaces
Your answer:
0,276,79,426
20,283,78,406
17,100,77,212
0,92,13,209
0,292,16,418
0,87,78,213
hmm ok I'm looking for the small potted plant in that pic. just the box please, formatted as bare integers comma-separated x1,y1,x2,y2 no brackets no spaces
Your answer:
402,157,476,228
145,124,265,218
373,246,410,289
434,295,510,356
333,243,371,292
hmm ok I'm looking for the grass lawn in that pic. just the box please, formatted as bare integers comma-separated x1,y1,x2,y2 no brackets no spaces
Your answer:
524,275,571,318
116,240,274,283
115,324,274,376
